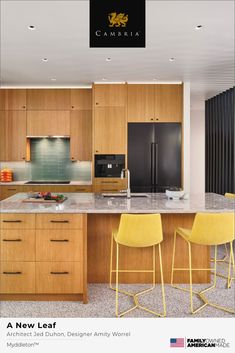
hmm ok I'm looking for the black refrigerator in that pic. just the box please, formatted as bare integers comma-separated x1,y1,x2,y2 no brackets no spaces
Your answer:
128,123,182,192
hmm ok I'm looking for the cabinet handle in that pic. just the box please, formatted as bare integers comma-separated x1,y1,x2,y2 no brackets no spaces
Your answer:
50,220,69,223
150,118,154,121
50,239,69,242
22,106,26,109
95,102,99,105
3,220,22,223
3,271,22,275
156,118,159,121
95,150,99,153
7,188,17,191
75,189,86,191
3,239,22,242
50,271,69,275
22,157,26,160
71,106,74,109
101,181,118,184
102,189,119,192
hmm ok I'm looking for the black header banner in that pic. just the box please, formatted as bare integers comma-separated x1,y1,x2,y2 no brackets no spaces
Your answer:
89,0,146,48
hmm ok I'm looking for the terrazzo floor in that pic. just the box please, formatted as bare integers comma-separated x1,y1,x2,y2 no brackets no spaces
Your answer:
1,264,234,318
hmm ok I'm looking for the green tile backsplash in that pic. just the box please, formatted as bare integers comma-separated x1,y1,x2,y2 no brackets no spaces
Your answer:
0,138,91,181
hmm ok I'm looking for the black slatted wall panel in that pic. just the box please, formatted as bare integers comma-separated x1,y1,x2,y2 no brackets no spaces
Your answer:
205,87,235,195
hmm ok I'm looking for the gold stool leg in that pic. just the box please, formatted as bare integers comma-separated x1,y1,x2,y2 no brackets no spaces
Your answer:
172,237,235,315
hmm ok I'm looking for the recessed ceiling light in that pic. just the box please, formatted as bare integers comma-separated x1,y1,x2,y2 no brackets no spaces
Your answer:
51,78,57,81
195,25,203,30
28,25,36,30
42,58,48,62
102,78,107,81
106,57,111,62
153,78,158,81
169,57,175,62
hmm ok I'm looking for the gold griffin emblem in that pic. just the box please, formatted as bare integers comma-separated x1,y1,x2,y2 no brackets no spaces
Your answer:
108,12,128,27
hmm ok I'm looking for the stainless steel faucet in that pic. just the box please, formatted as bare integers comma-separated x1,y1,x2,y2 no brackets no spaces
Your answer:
121,168,131,198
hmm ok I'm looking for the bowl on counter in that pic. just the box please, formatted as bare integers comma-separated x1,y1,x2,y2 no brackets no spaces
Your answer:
166,189,185,200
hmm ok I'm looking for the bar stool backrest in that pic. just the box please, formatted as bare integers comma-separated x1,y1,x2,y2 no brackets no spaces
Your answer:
190,213,235,245
116,214,163,247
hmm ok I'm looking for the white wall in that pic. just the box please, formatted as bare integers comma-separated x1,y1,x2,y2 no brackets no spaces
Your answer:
190,108,205,194
183,82,190,193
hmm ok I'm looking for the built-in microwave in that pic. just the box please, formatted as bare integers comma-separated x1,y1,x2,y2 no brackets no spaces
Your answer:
95,154,125,178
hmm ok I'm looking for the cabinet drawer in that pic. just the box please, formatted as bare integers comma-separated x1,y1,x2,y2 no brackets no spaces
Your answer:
36,230,83,261
1,214,35,229
36,214,83,229
70,186,92,193
0,230,35,261
36,262,83,293
93,178,127,193
0,262,35,293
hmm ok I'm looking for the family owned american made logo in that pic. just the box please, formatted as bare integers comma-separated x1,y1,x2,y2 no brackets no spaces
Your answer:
89,0,145,47
170,337,230,349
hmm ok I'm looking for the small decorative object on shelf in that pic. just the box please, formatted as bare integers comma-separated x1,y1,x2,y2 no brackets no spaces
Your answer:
0,168,13,182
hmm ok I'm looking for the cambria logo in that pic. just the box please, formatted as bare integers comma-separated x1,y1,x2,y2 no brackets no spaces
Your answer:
90,0,145,48
108,12,128,27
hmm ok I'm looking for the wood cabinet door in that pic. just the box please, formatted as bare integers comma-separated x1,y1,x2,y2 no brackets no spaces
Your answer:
1,230,36,261
94,84,127,107
155,84,183,122
70,110,92,161
0,111,6,160
71,89,92,110
27,89,71,110
27,111,70,136
127,84,155,122
94,107,127,154
0,186,24,200
0,262,35,293
4,111,27,161
0,89,26,110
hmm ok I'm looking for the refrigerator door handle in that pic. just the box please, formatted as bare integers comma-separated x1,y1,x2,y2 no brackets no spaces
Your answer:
151,142,155,185
155,143,158,185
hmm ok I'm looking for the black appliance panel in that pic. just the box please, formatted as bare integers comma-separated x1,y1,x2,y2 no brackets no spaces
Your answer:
95,154,125,178
128,123,181,192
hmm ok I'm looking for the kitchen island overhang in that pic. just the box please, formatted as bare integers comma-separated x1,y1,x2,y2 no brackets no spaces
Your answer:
0,193,234,302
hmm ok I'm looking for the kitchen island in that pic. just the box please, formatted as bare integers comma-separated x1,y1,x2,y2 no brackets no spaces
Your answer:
0,192,234,302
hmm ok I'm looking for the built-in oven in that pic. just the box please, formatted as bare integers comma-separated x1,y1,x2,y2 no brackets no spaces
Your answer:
95,155,125,178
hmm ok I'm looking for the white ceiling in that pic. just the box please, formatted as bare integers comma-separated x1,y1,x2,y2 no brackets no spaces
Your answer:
0,0,234,109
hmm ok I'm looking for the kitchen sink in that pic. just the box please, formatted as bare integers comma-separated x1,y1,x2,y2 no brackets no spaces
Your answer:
102,192,149,198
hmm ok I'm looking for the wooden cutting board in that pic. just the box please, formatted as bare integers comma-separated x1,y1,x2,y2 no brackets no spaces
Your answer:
22,197,67,204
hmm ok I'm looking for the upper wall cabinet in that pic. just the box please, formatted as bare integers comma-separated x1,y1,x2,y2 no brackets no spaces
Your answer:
27,111,70,136
71,89,92,110
70,111,92,161
155,84,183,122
0,89,26,110
127,85,155,122
0,111,27,161
27,89,71,110
127,84,183,122
93,84,127,107
93,107,127,154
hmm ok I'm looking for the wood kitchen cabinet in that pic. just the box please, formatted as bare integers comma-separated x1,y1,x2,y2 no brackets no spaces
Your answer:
27,89,71,110
71,89,92,110
27,111,70,136
127,84,155,122
93,107,127,154
155,84,183,122
93,84,127,107
127,84,183,122
70,111,92,161
0,213,87,302
0,111,27,161
0,89,26,110
93,178,127,193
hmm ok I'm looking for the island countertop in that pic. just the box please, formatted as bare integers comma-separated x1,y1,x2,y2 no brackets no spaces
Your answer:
0,192,234,214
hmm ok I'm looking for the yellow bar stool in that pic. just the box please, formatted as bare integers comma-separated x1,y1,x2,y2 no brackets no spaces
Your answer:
211,193,235,264
109,214,166,318
171,213,235,315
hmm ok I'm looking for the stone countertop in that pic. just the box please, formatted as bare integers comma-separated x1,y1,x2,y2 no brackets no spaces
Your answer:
0,192,234,214
0,181,92,186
